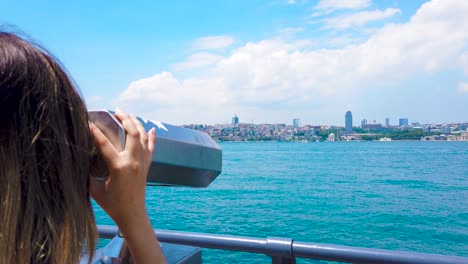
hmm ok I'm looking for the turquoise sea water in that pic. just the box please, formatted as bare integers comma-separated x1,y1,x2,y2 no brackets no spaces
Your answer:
94,141,468,263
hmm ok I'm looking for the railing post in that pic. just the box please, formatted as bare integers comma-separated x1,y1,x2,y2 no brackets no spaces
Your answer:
266,237,296,264
271,256,296,264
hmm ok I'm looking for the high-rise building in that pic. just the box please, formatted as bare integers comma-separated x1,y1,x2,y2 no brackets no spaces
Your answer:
293,118,301,128
345,111,352,132
385,118,390,127
232,115,239,126
399,118,408,127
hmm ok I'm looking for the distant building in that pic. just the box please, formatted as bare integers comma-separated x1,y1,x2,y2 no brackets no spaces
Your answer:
461,132,468,140
430,128,443,133
362,123,383,129
232,115,239,126
293,118,301,128
327,133,336,142
385,118,390,127
345,111,352,132
399,118,409,127
361,119,367,128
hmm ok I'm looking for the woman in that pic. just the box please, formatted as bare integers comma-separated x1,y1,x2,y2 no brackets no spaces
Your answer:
0,32,166,263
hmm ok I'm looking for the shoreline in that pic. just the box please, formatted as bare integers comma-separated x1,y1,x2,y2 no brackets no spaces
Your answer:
217,139,468,143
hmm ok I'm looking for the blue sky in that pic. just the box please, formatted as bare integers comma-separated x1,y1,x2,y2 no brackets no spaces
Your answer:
1,0,467,125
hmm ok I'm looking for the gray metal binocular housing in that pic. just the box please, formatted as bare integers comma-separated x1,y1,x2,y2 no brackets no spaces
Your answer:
88,110,222,188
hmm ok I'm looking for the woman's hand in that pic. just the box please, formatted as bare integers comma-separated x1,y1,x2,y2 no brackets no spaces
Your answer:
89,110,166,263
89,110,154,226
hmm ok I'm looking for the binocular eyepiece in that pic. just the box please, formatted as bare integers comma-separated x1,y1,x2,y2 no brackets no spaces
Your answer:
88,110,222,187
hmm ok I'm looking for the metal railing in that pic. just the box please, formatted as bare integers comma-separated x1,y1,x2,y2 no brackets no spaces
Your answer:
97,225,468,264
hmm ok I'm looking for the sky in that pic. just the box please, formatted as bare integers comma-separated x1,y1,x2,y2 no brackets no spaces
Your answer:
1,0,467,126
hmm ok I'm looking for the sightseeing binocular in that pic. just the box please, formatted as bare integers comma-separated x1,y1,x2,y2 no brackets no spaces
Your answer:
88,110,222,188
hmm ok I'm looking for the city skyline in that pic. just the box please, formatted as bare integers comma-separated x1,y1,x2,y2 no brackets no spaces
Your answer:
2,0,467,125
214,112,464,127
186,115,468,143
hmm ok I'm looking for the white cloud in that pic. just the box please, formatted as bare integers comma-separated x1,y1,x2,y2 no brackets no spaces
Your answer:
278,27,304,36
114,0,468,124
192,35,235,50
311,0,371,18
458,82,468,93
326,35,361,47
459,51,468,74
324,8,401,29
316,0,371,10
173,53,223,71
116,72,181,104
113,72,231,123
288,0,295,4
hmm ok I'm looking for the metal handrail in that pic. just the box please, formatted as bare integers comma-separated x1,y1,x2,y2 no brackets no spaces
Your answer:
97,225,468,264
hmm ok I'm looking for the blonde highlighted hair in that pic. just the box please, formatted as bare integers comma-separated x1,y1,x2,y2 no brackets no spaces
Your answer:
0,32,97,263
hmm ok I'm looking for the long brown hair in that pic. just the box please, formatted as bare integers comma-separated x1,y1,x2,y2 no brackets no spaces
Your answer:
0,32,97,263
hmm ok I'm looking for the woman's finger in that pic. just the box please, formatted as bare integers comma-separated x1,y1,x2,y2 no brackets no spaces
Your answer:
114,111,140,155
130,114,148,150
90,123,118,162
148,128,156,154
